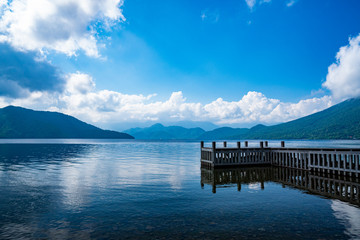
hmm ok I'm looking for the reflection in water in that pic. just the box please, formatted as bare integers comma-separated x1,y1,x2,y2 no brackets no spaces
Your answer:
332,200,360,240
0,144,94,239
201,167,270,193
202,166,360,239
201,167,360,205
0,142,203,239
0,144,90,168
1,141,360,239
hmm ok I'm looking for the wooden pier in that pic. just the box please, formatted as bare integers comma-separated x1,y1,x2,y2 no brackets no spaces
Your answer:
200,141,360,177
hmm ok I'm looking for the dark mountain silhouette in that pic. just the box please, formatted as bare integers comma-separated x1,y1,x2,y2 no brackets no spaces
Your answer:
0,106,134,139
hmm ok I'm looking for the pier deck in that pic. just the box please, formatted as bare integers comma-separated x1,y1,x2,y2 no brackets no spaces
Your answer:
200,141,360,177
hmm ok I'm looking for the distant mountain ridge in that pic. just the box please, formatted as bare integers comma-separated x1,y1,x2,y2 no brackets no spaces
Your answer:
2,97,359,140
197,127,249,140
0,106,134,139
125,98,360,140
124,123,205,140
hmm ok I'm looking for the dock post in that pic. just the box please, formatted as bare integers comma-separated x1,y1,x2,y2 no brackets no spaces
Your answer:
223,141,227,148
245,141,248,147
260,141,264,148
265,141,268,147
237,142,241,149
211,142,216,167
211,142,216,165
200,141,204,162
281,141,285,148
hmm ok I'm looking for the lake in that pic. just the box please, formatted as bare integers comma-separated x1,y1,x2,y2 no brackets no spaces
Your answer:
1,140,360,239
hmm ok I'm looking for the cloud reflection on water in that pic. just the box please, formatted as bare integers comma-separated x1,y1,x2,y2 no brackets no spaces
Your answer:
2,141,360,239
332,200,360,239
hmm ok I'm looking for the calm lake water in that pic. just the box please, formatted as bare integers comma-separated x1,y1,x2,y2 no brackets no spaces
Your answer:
1,140,360,239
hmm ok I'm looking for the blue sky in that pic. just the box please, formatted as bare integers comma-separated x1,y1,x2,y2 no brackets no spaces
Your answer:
0,0,360,129
51,0,360,102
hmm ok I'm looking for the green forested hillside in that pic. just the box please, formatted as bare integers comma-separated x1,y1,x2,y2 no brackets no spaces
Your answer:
0,106,134,139
243,98,360,139
200,98,360,140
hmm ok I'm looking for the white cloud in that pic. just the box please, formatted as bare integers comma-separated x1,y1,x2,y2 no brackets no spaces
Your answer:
0,73,334,128
263,96,333,123
65,72,95,95
323,34,360,100
245,0,257,9
201,12,207,21
286,0,297,7
0,0,6,8
203,91,332,124
0,0,125,57
245,0,271,10
200,9,219,23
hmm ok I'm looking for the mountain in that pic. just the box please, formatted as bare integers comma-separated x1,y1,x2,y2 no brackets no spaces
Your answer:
0,106,134,139
198,98,360,140
10,97,357,140
124,123,205,140
198,127,249,140
242,98,360,139
123,98,360,140
162,121,218,131
111,120,218,132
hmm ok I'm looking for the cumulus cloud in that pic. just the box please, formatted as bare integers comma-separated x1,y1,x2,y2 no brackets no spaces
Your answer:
323,34,360,100
0,72,334,127
0,44,64,98
0,0,125,57
202,92,332,124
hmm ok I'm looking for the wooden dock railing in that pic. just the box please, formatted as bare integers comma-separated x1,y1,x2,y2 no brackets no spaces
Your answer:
200,141,360,177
